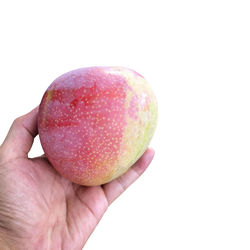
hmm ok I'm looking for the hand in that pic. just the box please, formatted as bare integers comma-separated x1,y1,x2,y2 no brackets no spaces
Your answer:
0,108,155,250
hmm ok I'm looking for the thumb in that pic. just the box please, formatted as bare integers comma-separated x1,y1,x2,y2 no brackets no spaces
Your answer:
1,107,39,160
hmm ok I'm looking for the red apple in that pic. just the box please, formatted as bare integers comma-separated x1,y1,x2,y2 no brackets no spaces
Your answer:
38,67,158,186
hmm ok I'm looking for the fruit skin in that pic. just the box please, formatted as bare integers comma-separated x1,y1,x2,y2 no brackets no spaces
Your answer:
38,66,158,186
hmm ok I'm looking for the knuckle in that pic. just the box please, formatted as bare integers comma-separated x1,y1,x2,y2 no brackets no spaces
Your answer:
13,116,23,127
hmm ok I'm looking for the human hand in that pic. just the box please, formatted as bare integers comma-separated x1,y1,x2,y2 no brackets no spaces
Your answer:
0,108,155,250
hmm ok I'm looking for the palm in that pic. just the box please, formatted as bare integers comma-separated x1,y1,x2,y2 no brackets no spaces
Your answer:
0,156,108,249
0,108,154,250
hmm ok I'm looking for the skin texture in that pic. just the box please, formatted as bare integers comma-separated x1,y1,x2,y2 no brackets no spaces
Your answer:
0,108,155,250
38,67,157,186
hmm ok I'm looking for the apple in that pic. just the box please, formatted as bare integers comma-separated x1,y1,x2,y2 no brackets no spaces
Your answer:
38,66,158,186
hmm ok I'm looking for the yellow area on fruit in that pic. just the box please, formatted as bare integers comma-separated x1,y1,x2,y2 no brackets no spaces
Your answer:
93,157,121,185
42,90,54,126
76,159,117,186
109,68,158,181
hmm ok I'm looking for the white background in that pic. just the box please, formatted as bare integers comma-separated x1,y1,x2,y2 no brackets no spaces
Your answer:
0,0,250,249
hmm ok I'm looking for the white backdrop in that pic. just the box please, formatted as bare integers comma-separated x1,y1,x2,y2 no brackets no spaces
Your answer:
1,0,250,249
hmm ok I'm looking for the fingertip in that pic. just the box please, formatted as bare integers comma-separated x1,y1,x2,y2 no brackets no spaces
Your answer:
131,147,155,175
146,147,155,159
1,106,40,159
24,106,39,120
142,147,155,166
